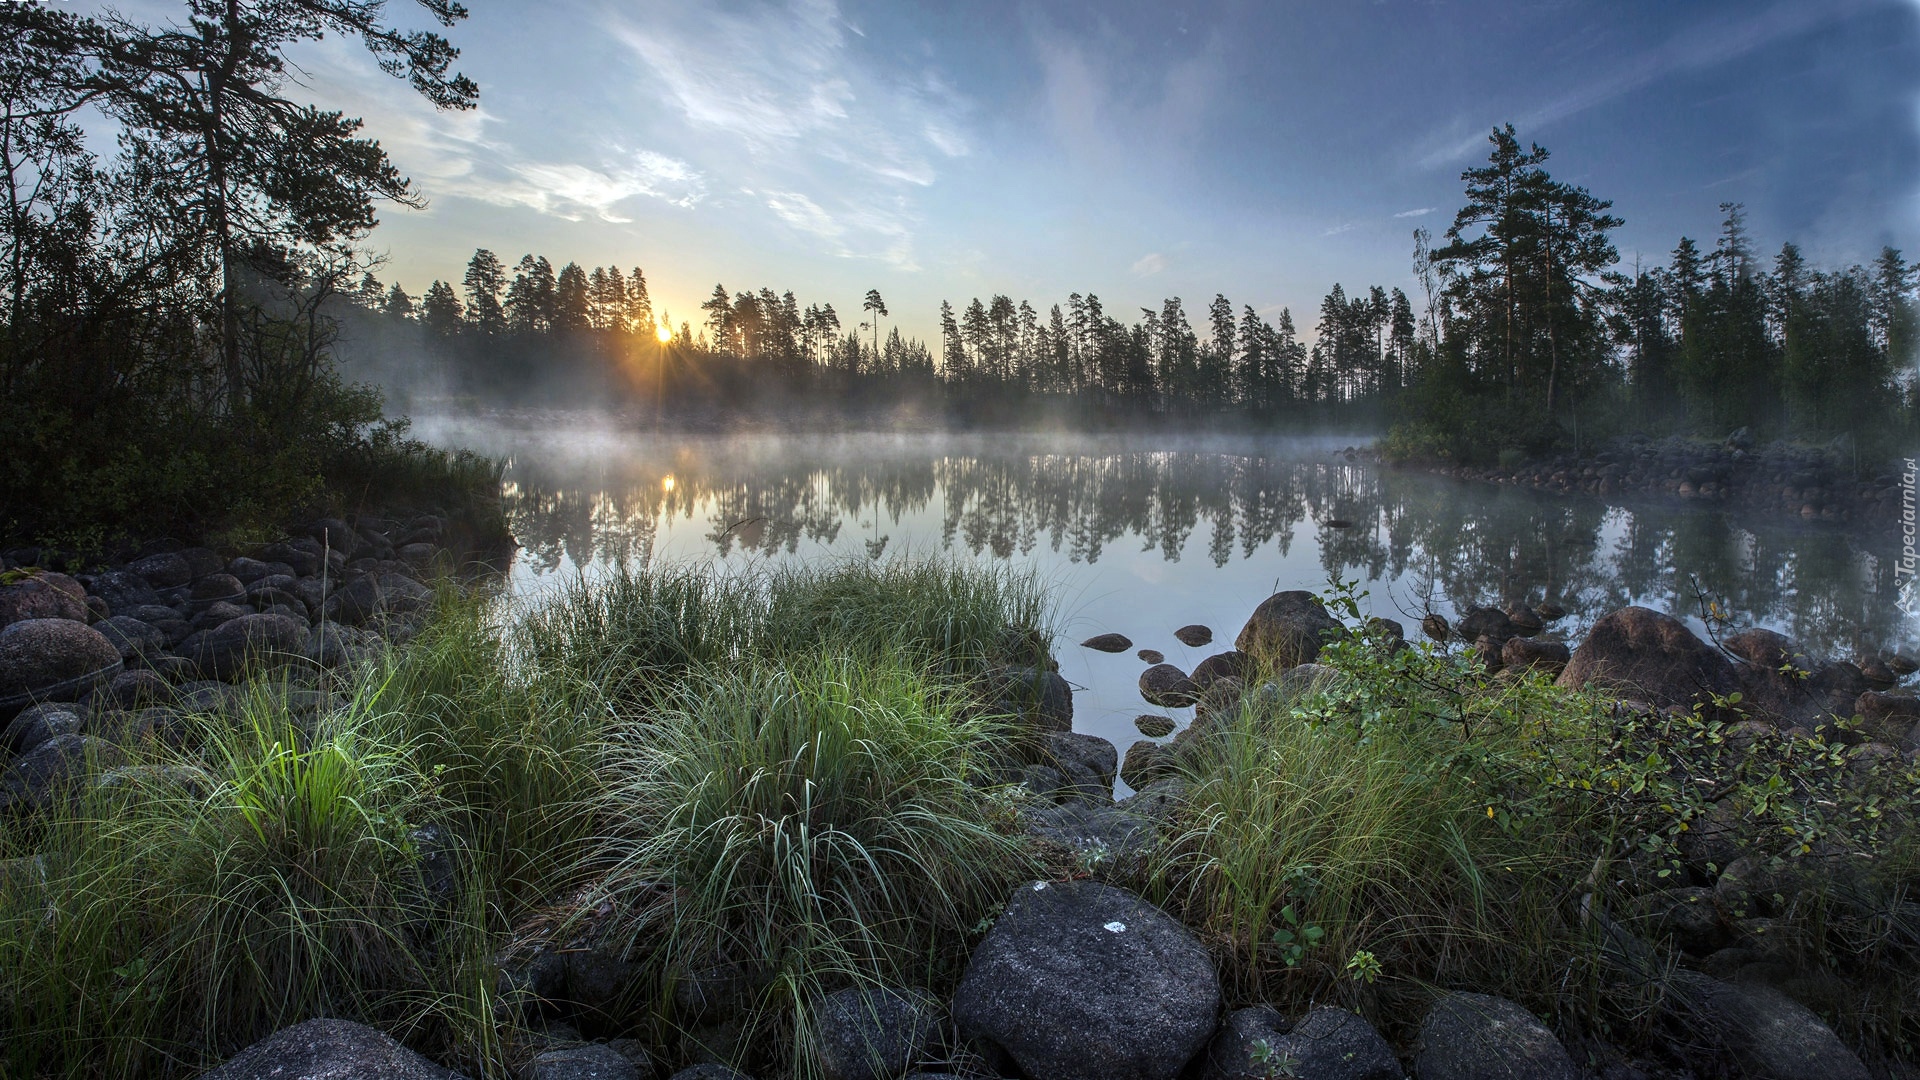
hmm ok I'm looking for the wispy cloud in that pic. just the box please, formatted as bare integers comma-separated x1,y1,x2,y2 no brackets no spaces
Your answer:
1322,223,1356,237
1131,252,1167,276
1393,207,1437,219
607,0,971,269
1410,0,1870,171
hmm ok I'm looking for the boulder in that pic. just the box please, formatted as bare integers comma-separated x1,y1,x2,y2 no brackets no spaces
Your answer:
952,880,1220,1080
1236,591,1340,668
1137,648,1165,664
256,541,322,578
199,1018,464,1080
0,571,87,627
1421,613,1450,642
1139,664,1199,707
812,985,942,1080
1080,633,1133,653
1854,691,1920,741
526,1044,641,1080
1021,801,1156,870
666,1068,751,1080
1,702,83,754
1665,971,1870,1080
1412,992,1576,1080
189,573,248,610
126,552,192,589
986,666,1073,733
1504,605,1544,637
1501,637,1570,675
1121,740,1175,789
177,546,227,581
1115,777,1188,826
0,734,125,814
0,618,123,713
1134,714,1175,738
1556,607,1736,711
322,572,431,627
1190,650,1247,688
1456,607,1520,644
191,613,309,682
1047,731,1118,798
1173,624,1214,647
99,668,174,710
80,570,162,615
1200,1005,1399,1080
95,616,169,664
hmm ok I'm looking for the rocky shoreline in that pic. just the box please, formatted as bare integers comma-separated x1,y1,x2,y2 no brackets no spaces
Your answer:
1397,432,1905,525
3,550,1916,1078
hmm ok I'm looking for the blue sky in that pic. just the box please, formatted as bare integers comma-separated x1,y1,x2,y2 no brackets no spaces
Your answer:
96,0,1920,341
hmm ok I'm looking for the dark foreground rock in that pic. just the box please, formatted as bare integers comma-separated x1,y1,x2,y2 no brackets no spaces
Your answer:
1236,591,1340,668
1666,972,1870,1080
1556,606,1735,711
0,618,122,713
526,1043,642,1080
1201,1005,1399,1080
953,880,1220,1080
1139,663,1199,707
199,1018,465,1079
191,612,309,682
1,733,125,814
1413,992,1576,1080
812,985,942,1080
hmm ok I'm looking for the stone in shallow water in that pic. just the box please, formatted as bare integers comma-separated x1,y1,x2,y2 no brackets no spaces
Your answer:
1136,648,1164,664
1134,714,1175,738
1139,664,1198,708
1080,632,1132,653
1172,624,1213,647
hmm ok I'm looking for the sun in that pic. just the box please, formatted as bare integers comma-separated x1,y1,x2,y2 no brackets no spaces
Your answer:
655,323,673,343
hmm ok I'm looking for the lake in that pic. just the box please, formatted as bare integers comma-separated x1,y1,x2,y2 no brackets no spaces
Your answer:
420,414,1914,777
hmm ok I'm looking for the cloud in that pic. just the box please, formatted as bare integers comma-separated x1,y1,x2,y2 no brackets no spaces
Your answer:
1393,207,1437,219
607,0,971,268
1131,252,1167,276
1410,0,1871,171
1322,223,1356,237
289,35,702,223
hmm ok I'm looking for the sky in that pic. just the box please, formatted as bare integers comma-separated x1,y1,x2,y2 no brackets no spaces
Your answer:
85,0,1920,342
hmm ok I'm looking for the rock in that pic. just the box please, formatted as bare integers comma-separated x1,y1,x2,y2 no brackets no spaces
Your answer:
226,557,279,585
987,666,1074,733
99,668,173,710
1193,676,1245,718
1890,652,1919,676
126,552,191,589
1456,607,1520,644
952,880,1220,1080
189,573,248,610
80,570,163,615
1557,607,1736,712
1115,776,1187,825
1666,971,1870,1080
1855,691,1920,741
2,702,83,754
1173,624,1213,647
1021,801,1156,870
1473,635,1505,673
1412,992,1576,1080
1121,741,1175,789
257,541,322,578
194,600,252,632
1200,1005,1399,1080
1080,633,1133,653
1505,605,1544,637
1629,887,1728,954
1139,663,1199,707
526,1044,641,1080
1190,650,1247,688
1857,656,1897,689
1134,714,1175,738
95,616,169,664
0,734,125,814
1236,591,1341,668
1274,663,1337,698
1421,613,1450,642
1535,602,1567,622
322,572,431,627
199,1018,463,1080
813,985,942,1080
0,570,88,627
0,618,123,713
191,613,310,682
1047,731,1118,797
1501,637,1570,675
1137,648,1165,664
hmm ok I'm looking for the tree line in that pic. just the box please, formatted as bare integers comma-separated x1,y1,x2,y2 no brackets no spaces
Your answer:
362,125,1916,457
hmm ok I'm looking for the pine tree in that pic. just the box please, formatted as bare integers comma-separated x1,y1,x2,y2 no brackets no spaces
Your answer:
420,279,462,337
462,249,506,334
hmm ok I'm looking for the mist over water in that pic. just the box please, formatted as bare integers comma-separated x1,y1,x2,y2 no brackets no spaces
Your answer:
421,412,1911,774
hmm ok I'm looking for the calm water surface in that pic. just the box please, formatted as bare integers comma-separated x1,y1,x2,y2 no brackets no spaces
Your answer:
422,416,1915,773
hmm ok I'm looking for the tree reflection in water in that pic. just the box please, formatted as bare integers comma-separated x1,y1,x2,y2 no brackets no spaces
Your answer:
479,428,1907,659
